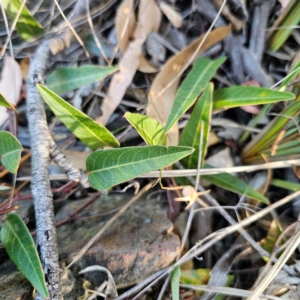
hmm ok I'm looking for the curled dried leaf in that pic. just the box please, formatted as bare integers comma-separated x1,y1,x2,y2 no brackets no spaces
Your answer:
159,1,183,28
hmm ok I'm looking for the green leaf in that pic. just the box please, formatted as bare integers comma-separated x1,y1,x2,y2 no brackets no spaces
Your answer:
179,83,213,168
0,213,49,298
0,131,22,173
261,220,283,255
164,57,226,133
213,86,294,111
271,179,300,192
37,84,119,150
243,100,300,159
202,164,269,204
47,65,118,95
86,146,194,190
125,112,166,145
171,266,180,300
269,1,300,52
279,60,300,91
0,94,17,112
1,0,44,41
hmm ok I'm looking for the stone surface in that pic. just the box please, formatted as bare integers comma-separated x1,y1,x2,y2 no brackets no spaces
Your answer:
0,260,78,300
0,260,32,300
56,193,180,288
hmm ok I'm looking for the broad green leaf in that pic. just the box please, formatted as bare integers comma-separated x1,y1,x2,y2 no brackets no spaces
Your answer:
0,131,22,173
47,65,118,95
0,94,17,112
125,112,166,145
271,179,300,192
243,100,300,159
1,0,44,41
86,146,194,190
213,86,294,111
171,266,180,300
37,84,119,150
85,34,114,59
179,83,213,168
164,57,226,133
202,164,269,204
0,213,48,298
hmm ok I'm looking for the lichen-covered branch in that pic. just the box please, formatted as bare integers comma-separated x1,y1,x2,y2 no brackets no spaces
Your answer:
49,139,89,188
26,2,89,298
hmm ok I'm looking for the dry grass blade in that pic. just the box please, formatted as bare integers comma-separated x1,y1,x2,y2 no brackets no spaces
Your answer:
0,0,26,59
54,0,89,58
17,157,300,182
247,230,300,300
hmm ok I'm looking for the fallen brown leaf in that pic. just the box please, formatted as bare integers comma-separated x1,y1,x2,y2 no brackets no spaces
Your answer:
0,55,22,126
147,26,231,145
19,57,30,80
159,1,183,28
115,0,136,53
99,0,161,125
115,0,160,73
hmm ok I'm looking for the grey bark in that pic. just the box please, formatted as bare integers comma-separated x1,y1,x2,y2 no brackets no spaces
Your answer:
27,42,61,300
27,1,89,298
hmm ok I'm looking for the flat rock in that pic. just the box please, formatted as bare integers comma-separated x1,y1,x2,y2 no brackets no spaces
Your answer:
0,261,32,300
0,260,78,300
56,193,180,288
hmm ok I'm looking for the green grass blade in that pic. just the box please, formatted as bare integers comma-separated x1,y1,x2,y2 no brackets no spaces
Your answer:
171,266,181,300
273,138,300,151
86,146,194,190
1,213,49,298
0,94,17,112
213,86,294,111
262,145,300,157
1,0,44,41
202,164,269,204
239,103,271,143
0,131,22,173
269,1,300,52
164,57,226,133
242,100,300,159
37,84,119,150
179,83,213,168
279,60,300,91
270,179,300,192
125,112,166,145
47,65,118,95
